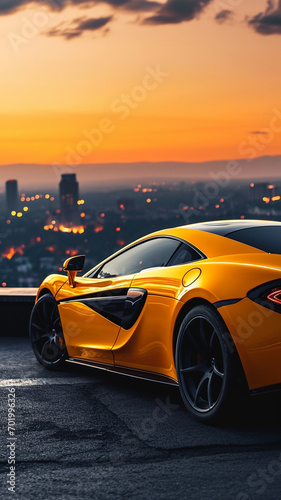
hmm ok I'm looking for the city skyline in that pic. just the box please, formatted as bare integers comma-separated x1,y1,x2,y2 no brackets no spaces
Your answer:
0,1,281,166
0,155,281,191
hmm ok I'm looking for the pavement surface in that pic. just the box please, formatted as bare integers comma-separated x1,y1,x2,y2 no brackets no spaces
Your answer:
1,337,281,500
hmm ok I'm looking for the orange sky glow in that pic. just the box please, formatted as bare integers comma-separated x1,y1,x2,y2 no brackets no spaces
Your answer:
0,0,280,166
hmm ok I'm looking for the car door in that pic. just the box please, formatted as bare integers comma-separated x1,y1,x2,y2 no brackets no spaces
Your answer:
57,274,134,364
56,237,183,364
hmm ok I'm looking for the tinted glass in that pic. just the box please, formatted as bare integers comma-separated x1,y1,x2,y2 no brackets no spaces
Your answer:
166,243,202,266
97,238,181,278
226,226,281,254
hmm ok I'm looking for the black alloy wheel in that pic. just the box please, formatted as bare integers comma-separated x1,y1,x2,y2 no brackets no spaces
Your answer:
176,305,235,423
30,294,68,369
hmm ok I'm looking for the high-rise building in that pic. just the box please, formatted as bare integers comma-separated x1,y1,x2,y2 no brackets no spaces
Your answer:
6,179,18,214
59,174,79,225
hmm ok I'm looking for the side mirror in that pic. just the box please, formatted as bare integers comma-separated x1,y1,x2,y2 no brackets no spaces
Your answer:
63,254,85,288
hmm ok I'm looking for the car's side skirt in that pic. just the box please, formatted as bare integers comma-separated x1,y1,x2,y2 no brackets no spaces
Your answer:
66,357,179,386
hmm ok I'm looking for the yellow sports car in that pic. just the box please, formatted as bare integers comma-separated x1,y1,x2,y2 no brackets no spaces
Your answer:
30,219,281,422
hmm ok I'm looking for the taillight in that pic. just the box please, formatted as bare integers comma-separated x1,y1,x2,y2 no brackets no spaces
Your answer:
267,289,281,305
248,280,281,314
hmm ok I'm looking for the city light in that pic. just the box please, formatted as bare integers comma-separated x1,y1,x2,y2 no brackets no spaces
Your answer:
44,223,85,234
1,246,24,260
3,173,281,290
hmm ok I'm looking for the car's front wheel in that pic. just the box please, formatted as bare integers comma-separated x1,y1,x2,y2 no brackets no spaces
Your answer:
30,294,68,369
176,305,235,423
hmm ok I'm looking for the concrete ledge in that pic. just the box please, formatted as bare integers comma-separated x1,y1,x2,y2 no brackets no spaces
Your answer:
0,288,37,337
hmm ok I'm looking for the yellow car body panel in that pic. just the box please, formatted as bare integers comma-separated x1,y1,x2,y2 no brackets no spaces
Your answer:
113,295,182,381
56,274,135,364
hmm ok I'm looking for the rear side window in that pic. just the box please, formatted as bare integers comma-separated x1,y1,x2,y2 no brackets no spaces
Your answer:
95,238,181,278
226,226,281,254
166,243,202,266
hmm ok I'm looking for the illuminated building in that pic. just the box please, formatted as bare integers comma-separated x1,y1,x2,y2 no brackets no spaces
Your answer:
59,174,79,225
6,179,18,214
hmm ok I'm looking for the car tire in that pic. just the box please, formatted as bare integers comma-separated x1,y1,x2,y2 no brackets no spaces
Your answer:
30,293,68,370
176,304,235,423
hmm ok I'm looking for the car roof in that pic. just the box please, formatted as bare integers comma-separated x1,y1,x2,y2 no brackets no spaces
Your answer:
148,220,281,259
183,219,281,236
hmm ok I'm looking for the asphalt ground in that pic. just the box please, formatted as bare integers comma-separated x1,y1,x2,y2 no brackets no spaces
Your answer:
1,337,281,500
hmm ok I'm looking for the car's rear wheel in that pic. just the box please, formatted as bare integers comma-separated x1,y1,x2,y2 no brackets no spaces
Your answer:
176,305,235,423
30,294,68,369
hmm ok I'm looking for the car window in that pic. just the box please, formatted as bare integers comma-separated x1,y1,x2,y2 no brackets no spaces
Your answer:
95,238,181,278
225,226,281,254
166,243,202,266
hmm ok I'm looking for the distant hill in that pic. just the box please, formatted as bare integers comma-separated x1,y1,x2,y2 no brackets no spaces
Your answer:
0,155,280,191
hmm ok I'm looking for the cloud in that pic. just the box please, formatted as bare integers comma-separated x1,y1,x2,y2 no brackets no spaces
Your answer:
0,0,161,15
0,0,33,15
143,0,213,25
248,0,281,35
46,15,113,39
215,9,233,24
123,0,161,11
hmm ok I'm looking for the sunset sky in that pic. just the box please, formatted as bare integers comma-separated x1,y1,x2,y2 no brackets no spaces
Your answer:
0,0,281,166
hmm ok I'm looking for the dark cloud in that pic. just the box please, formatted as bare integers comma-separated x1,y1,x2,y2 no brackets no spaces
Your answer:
143,0,213,25
0,0,32,15
215,9,233,24
46,15,113,39
0,0,160,14
123,0,161,12
248,0,281,35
